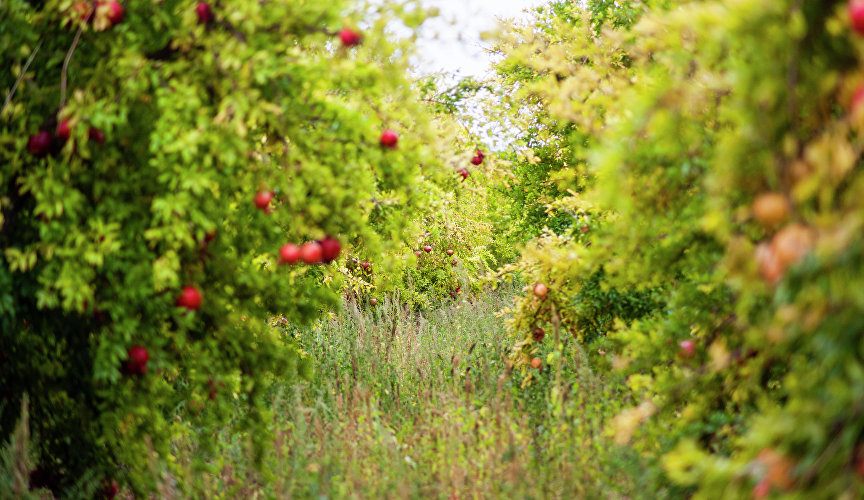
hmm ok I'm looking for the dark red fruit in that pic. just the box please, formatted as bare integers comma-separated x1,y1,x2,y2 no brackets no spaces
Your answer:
28,131,52,157
851,0,864,35
124,345,149,375
88,127,106,145
195,2,213,24
380,129,398,148
423,245,432,253
457,168,469,181
451,259,457,266
176,286,202,311
254,190,274,210
103,0,124,24
319,236,341,263
29,467,58,490
414,250,422,258
471,155,483,165
279,243,300,265
446,249,454,256
533,328,545,342
339,28,361,47
56,120,72,142
361,261,371,270
299,242,323,264
101,478,119,499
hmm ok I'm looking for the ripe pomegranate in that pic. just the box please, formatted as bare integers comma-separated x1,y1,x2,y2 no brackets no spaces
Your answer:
56,120,72,143
88,127,106,145
772,223,813,267
176,286,202,310
102,1,124,24
196,2,213,24
752,193,789,227
679,340,695,357
380,129,398,148
533,283,548,298
299,242,323,264
851,0,864,35
101,478,119,498
124,345,149,375
532,328,545,342
319,236,341,263
28,131,52,157
339,28,361,47
254,190,274,210
279,243,300,265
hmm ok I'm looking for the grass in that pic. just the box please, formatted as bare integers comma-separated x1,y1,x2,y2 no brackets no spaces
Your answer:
6,288,675,499
252,288,663,499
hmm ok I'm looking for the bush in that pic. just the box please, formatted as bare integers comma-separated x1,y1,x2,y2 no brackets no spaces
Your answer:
0,0,455,494
490,0,864,497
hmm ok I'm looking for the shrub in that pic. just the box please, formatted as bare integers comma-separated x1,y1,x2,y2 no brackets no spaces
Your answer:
0,0,454,494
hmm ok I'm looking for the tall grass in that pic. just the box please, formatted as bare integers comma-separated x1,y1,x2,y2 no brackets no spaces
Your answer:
5,288,676,499
255,288,667,499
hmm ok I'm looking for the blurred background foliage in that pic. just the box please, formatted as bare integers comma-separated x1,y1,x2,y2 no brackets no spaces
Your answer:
5,0,864,498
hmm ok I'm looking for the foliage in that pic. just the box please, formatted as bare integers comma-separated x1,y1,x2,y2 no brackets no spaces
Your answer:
9,0,864,497
491,0,864,497
0,0,458,495
78,288,667,498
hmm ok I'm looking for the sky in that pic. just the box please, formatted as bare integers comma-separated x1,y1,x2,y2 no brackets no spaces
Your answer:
410,0,545,78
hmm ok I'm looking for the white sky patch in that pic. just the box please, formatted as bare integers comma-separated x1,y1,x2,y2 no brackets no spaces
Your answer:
411,0,545,78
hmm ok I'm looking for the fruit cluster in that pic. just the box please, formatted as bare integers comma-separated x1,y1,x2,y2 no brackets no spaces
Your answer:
457,149,484,182
66,0,124,31
28,119,105,157
279,237,341,266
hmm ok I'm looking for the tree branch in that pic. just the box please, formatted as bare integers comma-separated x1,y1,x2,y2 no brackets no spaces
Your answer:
1,40,43,118
60,25,85,110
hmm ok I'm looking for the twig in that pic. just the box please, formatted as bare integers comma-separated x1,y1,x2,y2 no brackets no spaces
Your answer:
1,40,43,118
60,25,85,110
